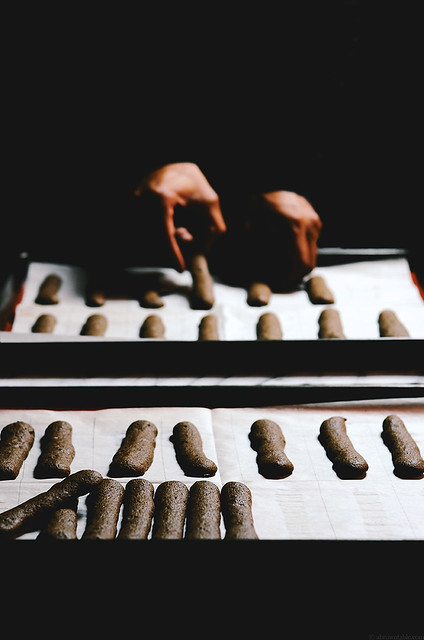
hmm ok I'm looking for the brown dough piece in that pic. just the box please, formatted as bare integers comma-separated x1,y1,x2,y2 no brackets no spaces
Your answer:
108,420,158,477
185,480,221,539
139,289,164,308
198,314,219,341
306,276,335,304
34,420,75,479
318,308,346,338
86,288,107,308
256,312,283,340
32,313,57,333
247,282,272,307
82,478,125,540
220,481,258,539
152,480,189,539
0,421,35,480
140,314,165,338
37,499,78,540
35,274,62,305
0,469,103,537
378,310,410,337
249,419,294,479
382,414,424,478
80,313,108,336
189,253,215,310
170,421,217,477
319,416,368,479
117,478,155,539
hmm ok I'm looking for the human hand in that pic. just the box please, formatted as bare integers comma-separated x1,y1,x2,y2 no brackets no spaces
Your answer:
248,190,322,291
134,162,227,271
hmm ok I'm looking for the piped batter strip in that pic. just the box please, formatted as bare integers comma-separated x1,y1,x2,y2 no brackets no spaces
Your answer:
0,469,103,537
34,420,75,478
80,313,108,336
249,419,294,479
170,421,217,477
318,308,346,338
247,282,272,307
319,416,368,479
382,414,424,478
139,289,164,308
140,314,165,338
117,478,155,539
189,253,215,310
152,480,189,539
256,312,283,340
37,499,78,540
35,274,62,305
220,481,258,539
378,310,410,337
305,275,335,304
82,478,125,540
198,314,219,340
185,480,221,539
0,421,35,480
108,420,158,477
32,313,57,333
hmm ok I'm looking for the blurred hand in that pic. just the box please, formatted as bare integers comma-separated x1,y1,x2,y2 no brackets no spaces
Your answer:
248,190,322,290
134,162,227,271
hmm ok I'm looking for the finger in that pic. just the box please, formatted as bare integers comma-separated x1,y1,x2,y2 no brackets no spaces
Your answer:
203,199,227,251
164,202,186,272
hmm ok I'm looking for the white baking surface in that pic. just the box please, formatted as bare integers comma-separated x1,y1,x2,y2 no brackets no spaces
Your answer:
9,257,424,340
1,398,423,540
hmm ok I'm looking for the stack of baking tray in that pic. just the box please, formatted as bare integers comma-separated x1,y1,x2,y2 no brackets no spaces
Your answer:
0,249,423,550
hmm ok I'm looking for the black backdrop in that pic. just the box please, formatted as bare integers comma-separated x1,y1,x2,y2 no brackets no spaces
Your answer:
3,2,422,268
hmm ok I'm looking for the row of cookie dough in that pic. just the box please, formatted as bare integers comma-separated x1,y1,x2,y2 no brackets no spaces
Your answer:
30,307,411,340
1,414,423,484
33,267,334,310
0,473,258,540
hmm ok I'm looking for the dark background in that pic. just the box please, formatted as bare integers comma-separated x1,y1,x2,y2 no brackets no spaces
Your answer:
3,1,422,267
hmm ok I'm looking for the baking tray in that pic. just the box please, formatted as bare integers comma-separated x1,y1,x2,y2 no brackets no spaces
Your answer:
1,248,424,378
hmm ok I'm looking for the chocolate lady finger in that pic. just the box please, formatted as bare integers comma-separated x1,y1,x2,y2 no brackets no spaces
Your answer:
198,314,219,340
256,312,282,340
319,416,368,479
37,499,78,540
378,310,410,337
170,421,217,477
82,478,125,540
152,480,189,539
249,419,294,479
32,313,57,333
305,275,335,304
185,480,221,539
190,253,215,310
34,420,75,478
247,282,272,307
140,314,165,338
318,308,346,339
118,478,155,539
382,415,424,478
0,421,35,480
220,481,258,539
80,313,108,336
0,469,103,537
108,420,158,477
35,274,62,305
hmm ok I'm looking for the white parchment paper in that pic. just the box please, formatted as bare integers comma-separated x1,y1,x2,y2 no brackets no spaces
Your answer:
1,398,423,540
10,258,424,340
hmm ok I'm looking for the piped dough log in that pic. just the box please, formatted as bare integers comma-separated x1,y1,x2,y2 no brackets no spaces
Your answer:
382,414,424,478
189,253,215,310
249,419,294,479
0,421,35,480
256,312,283,340
378,310,410,337
220,481,258,539
319,416,368,479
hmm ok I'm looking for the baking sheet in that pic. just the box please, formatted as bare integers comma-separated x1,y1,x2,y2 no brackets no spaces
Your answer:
10,257,424,340
1,398,423,540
